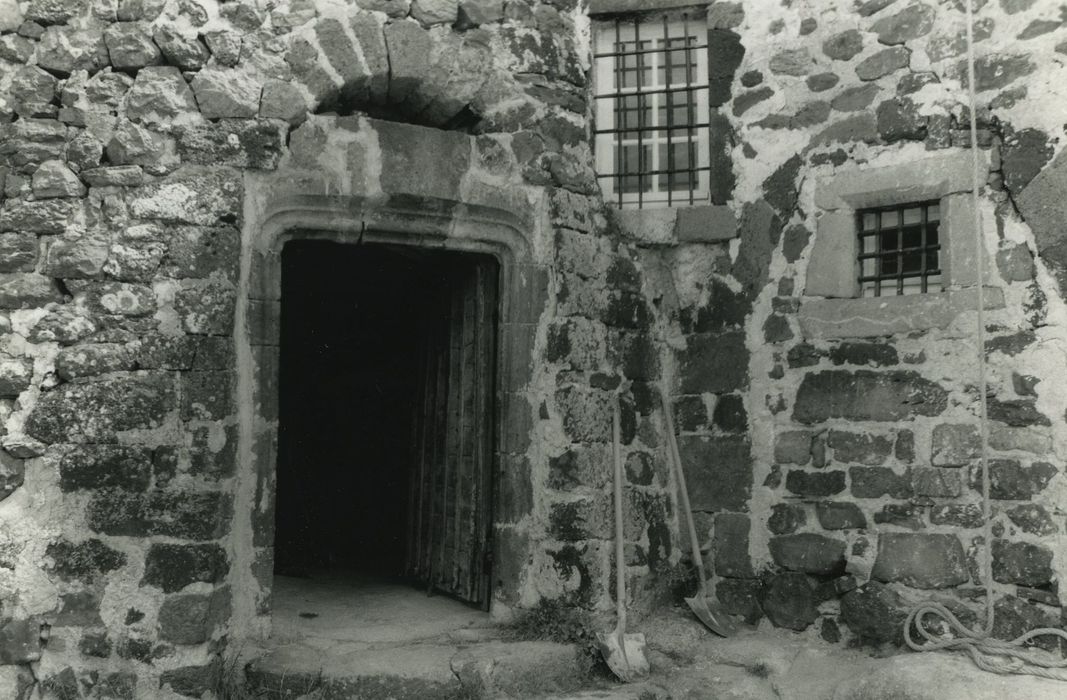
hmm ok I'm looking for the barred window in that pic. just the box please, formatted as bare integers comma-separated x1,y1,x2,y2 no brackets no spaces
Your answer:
593,13,710,209
858,201,943,297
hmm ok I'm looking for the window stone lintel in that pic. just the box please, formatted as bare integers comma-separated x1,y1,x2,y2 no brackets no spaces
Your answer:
589,0,708,17
815,151,988,212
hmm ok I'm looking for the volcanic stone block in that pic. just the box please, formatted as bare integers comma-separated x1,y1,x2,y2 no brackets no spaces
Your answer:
104,22,161,70
815,502,867,530
991,597,1062,653
0,619,41,664
0,451,24,502
174,284,236,336
911,467,963,498
873,504,923,530
78,631,111,658
855,47,911,81
25,374,175,444
672,396,707,433
830,85,879,114
555,385,611,443
180,119,288,170
785,470,845,497
678,331,748,394
1000,128,1054,195
768,533,846,575
548,444,611,492
548,498,610,542
678,435,752,512
733,86,774,116
793,370,947,423
154,26,209,71
190,69,260,119
975,460,1057,500
822,29,863,61
0,357,31,397
786,344,821,369
180,371,234,421
411,0,458,24
761,572,817,631
986,331,1037,357
992,540,1053,587
930,504,983,528
871,3,935,45
768,503,806,535
987,398,1050,427
383,21,433,106
128,168,242,225
931,424,980,466
840,581,907,646
871,533,968,588
1005,504,1057,536
607,330,658,381
712,513,752,578
58,445,153,492
159,659,221,698
316,18,372,109
87,489,233,540
106,121,178,173
958,54,1035,92
806,72,840,92
53,590,103,626
707,29,745,106
732,201,782,295
158,587,230,645
45,538,127,583
715,577,763,625
55,344,133,380
827,430,893,465
31,160,85,198
0,198,78,235
712,395,747,433
0,233,37,274
681,279,752,333
781,224,811,264
259,80,308,126
376,119,471,202
126,66,198,126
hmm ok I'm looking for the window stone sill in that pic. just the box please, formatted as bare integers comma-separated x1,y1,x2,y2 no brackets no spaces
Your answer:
797,287,1005,339
610,204,736,245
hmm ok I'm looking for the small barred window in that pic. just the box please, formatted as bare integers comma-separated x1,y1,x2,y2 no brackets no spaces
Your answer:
858,201,943,297
593,13,710,209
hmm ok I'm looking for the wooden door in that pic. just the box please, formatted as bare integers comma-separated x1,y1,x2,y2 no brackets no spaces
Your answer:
406,256,497,607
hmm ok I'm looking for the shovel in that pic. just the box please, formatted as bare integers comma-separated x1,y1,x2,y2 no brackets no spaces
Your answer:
597,396,650,682
661,388,738,638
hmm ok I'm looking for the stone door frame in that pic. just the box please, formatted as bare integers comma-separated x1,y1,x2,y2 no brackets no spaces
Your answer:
232,191,545,638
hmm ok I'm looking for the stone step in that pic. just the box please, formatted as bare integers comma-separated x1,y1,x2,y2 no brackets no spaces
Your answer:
245,638,588,699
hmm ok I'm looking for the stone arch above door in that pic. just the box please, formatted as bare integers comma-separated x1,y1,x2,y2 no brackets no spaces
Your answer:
280,13,516,129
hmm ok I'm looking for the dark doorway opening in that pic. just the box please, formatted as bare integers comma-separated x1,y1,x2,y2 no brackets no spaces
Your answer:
275,240,499,609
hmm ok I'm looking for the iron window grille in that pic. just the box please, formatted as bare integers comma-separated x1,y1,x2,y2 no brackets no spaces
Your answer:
593,13,710,209
858,201,942,297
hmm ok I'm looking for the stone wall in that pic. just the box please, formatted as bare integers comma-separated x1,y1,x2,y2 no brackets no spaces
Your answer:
0,0,684,696
0,0,1066,695
649,0,1067,651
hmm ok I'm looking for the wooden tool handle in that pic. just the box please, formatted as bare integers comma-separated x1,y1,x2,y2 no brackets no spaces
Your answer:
661,388,709,597
613,396,626,631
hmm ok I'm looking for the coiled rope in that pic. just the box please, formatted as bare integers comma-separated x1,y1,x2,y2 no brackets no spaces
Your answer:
901,0,1067,681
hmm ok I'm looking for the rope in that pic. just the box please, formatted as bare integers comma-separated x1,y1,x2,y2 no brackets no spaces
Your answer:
901,0,1067,681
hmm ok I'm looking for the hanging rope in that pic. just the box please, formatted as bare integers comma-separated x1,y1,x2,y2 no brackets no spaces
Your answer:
902,0,1067,680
